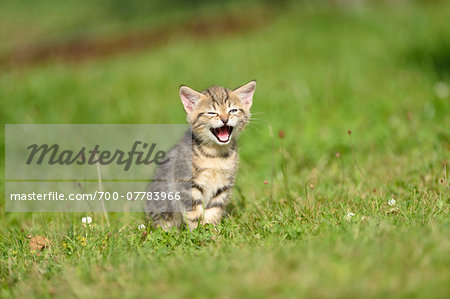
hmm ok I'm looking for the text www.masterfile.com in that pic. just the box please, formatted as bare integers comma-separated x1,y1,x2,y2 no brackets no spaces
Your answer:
9,191,182,201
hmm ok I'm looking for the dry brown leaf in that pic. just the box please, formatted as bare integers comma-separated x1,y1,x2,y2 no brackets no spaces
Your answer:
29,236,51,251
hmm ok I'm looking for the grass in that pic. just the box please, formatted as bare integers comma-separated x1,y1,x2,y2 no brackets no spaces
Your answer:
1,0,449,298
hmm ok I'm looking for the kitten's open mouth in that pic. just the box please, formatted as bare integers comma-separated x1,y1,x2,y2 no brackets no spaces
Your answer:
211,125,233,143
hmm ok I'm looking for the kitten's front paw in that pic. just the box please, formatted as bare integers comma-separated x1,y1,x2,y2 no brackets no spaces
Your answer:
203,207,224,225
186,220,199,231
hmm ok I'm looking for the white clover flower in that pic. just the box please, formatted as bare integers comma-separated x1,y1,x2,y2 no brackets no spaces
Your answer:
138,224,146,231
82,216,92,224
388,199,396,206
346,212,355,219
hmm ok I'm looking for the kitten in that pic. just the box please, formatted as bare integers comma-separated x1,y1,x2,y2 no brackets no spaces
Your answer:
145,81,256,230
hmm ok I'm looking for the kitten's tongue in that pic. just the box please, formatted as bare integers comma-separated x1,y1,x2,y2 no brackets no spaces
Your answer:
217,127,229,142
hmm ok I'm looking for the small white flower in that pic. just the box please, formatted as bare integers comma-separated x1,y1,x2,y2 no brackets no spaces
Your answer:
82,216,92,224
346,212,355,219
138,224,146,231
388,199,396,206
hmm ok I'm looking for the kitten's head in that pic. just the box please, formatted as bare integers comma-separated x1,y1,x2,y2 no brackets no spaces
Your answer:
179,81,256,146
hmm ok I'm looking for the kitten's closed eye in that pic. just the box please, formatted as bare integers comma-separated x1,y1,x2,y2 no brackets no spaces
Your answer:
206,112,218,116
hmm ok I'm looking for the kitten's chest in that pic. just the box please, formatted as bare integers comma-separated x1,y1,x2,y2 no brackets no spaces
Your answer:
193,153,238,198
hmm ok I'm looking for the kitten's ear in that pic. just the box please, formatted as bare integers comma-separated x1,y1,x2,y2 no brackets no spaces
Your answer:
179,85,203,113
233,80,256,109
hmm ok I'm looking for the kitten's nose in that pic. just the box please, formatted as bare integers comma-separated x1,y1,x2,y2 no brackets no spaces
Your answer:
220,116,229,124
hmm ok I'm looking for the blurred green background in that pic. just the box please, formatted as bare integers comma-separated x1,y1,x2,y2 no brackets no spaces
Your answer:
0,0,449,298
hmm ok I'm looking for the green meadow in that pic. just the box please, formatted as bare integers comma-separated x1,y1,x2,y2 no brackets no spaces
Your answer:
0,0,449,298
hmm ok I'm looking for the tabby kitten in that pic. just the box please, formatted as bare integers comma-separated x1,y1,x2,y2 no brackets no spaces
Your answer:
146,81,256,230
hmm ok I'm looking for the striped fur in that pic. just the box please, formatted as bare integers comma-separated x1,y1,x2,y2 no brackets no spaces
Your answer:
146,81,256,230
